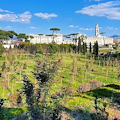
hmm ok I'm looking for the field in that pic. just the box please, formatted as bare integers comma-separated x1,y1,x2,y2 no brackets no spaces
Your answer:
0,50,120,120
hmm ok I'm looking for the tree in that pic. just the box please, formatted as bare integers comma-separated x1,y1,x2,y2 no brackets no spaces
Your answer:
50,28,60,34
89,42,92,53
28,44,37,54
38,34,43,36
115,43,119,50
83,42,85,54
0,30,8,39
0,44,4,56
48,41,59,54
93,41,98,56
50,28,60,42
30,36,34,39
78,37,82,53
17,33,28,41
7,31,18,39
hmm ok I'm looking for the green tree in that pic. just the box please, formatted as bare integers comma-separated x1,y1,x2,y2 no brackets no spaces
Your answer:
93,41,98,56
48,41,59,54
115,43,119,50
28,44,37,54
17,33,28,41
30,36,34,39
7,31,18,39
0,44,4,56
50,28,60,42
50,28,60,34
78,37,82,53
89,42,92,53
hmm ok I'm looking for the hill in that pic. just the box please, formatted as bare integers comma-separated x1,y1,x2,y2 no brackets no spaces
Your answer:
110,35,120,39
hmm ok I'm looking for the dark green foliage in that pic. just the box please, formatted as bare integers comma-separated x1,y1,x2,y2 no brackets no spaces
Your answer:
0,98,4,109
0,30,17,39
82,42,86,54
17,33,28,40
36,44,43,54
50,28,60,34
48,41,59,54
28,44,37,54
22,60,61,119
92,96,109,120
25,40,30,43
0,98,5,119
0,35,8,39
93,41,99,56
89,42,92,53
0,43,4,56
78,37,82,53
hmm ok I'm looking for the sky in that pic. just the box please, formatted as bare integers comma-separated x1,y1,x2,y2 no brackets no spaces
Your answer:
0,0,120,37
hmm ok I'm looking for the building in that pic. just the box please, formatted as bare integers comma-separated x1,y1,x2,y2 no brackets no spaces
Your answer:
28,23,113,46
28,33,63,44
83,23,113,46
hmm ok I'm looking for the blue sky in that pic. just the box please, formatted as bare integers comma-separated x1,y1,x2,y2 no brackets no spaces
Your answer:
0,0,120,37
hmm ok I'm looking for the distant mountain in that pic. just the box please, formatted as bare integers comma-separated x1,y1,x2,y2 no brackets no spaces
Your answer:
110,35,120,39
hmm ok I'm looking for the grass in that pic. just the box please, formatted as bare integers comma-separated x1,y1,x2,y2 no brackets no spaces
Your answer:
0,51,120,119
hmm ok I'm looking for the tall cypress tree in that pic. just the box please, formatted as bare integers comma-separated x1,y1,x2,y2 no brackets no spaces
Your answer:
93,41,98,56
96,41,98,56
83,42,85,54
78,37,81,53
89,42,92,53
85,42,87,53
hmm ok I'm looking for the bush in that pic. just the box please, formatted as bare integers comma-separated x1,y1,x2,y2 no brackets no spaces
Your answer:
89,80,101,90
8,92,22,106
78,83,91,93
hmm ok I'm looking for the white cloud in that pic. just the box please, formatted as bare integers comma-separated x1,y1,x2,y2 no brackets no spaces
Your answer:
0,11,32,23
76,1,120,20
30,26,37,29
79,27,94,31
4,26,11,29
34,12,57,19
69,25,79,28
106,26,118,30
94,0,102,1
0,8,13,13
29,33,36,36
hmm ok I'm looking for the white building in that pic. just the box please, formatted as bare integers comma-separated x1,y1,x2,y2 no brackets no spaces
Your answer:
28,33,63,44
2,40,14,48
83,23,113,46
28,23,113,46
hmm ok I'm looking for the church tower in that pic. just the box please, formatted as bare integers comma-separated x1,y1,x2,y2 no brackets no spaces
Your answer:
95,23,99,37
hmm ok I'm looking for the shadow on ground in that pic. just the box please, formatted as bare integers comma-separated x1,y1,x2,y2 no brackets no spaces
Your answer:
0,107,24,120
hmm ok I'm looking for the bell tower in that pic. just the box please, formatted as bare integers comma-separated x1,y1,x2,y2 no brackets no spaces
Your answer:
95,23,99,37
